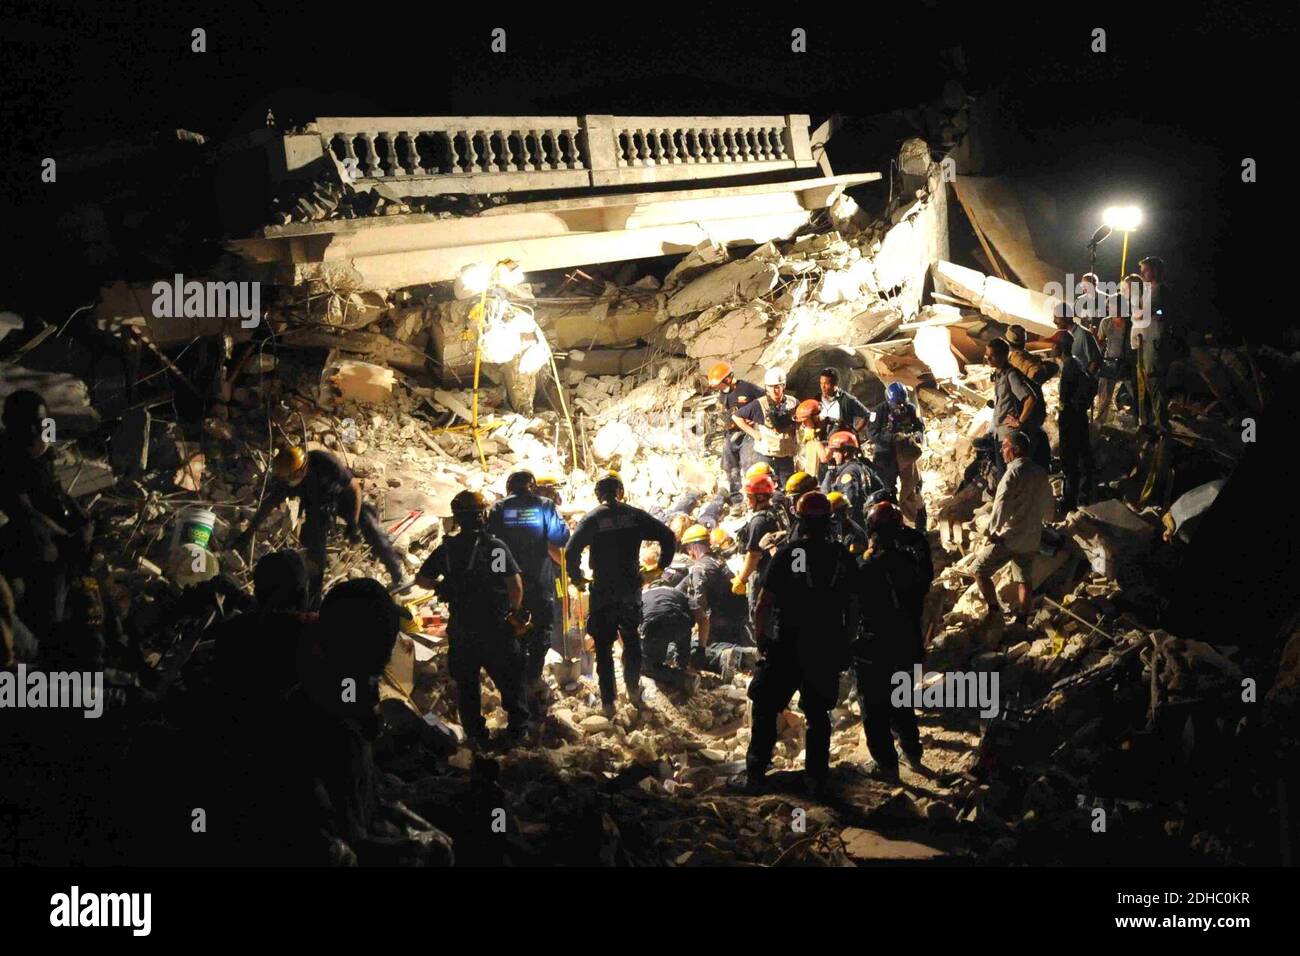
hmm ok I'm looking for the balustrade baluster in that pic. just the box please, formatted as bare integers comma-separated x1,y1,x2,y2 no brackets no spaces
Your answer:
772,126,788,160
497,129,515,172
567,128,585,169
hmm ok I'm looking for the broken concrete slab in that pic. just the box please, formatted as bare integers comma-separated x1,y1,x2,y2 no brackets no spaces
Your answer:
323,358,396,405
839,827,947,862
667,259,780,318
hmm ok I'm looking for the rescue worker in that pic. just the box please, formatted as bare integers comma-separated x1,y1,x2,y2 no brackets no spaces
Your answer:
487,470,571,714
783,471,818,528
866,497,934,592
639,565,694,687
565,473,676,715
818,430,881,529
1053,330,1096,512
854,501,928,782
986,338,1048,477
680,522,755,680
745,491,859,796
1054,299,1102,378
816,367,870,437
793,399,826,479
865,382,926,526
708,361,763,499
732,367,798,489
416,490,530,746
1004,325,1055,385
709,525,737,559
232,446,412,601
733,471,786,621
0,389,93,639
827,491,869,555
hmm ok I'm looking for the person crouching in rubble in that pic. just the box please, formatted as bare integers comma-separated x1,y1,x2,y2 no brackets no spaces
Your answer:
732,367,799,489
853,501,929,783
969,431,1054,627
487,470,571,718
232,446,413,602
638,562,695,689
744,491,859,797
707,361,763,500
417,491,531,748
680,523,757,682
565,473,677,716
0,389,94,640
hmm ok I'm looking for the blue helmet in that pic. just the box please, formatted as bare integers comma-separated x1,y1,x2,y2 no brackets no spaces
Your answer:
886,382,908,405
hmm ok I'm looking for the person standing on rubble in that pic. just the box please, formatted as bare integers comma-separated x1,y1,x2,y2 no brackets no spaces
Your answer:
1132,257,1170,428
680,523,756,681
1054,301,1102,382
732,367,799,489
827,491,869,555
565,473,677,715
818,430,881,530
232,446,413,602
865,382,926,527
970,432,1054,626
816,367,870,438
986,338,1048,476
1004,326,1055,385
793,399,827,479
487,470,571,716
416,490,531,747
853,500,928,783
733,471,785,621
707,361,763,501
0,389,94,639
744,491,859,797
1053,330,1097,512
1096,277,1135,423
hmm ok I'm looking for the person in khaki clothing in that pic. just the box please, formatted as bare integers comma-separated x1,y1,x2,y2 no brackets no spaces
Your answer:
732,367,799,489
1004,326,1056,385
793,399,826,480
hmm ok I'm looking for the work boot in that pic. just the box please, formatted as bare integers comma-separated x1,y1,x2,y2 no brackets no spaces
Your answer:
805,774,832,801
856,759,900,784
735,764,768,795
627,683,645,710
601,701,616,719
898,748,926,775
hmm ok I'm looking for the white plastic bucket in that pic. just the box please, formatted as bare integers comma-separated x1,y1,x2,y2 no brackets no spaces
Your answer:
171,506,217,551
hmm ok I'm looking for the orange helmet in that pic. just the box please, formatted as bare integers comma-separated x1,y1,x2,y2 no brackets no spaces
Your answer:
794,399,821,423
272,446,307,480
707,361,734,387
828,430,859,451
744,473,776,496
795,491,832,519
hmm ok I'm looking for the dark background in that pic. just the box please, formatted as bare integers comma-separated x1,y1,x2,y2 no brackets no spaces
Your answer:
0,1,1290,329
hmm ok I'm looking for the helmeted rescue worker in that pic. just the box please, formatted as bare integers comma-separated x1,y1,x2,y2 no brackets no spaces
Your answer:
416,490,530,747
818,430,882,530
733,471,786,619
731,367,799,489
782,470,818,529
853,501,928,782
793,399,826,480
680,522,756,680
708,361,763,499
865,382,926,525
487,470,571,713
827,491,869,555
745,491,859,796
233,446,411,601
564,473,677,715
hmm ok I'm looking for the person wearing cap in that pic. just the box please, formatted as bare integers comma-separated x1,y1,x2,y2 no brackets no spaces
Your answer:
731,367,799,489
233,446,412,601
970,431,1054,626
745,491,859,797
853,500,929,783
707,361,763,499
816,367,869,437
417,490,530,746
565,473,677,714
865,381,925,519
1004,325,1055,385
680,522,756,680
487,470,571,714
1053,330,1096,512
818,430,882,529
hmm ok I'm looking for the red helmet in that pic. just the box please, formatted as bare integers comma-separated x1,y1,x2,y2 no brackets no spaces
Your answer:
794,399,821,423
866,500,903,533
744,473,776,496
828,430,859,451
795,491,832,519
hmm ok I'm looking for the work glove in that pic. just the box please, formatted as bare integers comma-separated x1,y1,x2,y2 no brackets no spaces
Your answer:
730,574,747,596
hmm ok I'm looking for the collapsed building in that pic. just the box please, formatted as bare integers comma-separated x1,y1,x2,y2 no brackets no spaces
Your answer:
3,104,1299,867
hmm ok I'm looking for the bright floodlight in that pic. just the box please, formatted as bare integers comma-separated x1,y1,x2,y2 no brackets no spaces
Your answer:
1103,206,1142,231
457,262,491,296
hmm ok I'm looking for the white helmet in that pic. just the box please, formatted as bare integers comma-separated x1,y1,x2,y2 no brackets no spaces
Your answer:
764,367,787,387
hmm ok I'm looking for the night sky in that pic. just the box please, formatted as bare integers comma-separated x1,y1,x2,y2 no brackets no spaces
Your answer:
1,1,1288,328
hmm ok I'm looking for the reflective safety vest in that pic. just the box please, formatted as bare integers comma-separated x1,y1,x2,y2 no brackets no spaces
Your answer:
755,396,799,459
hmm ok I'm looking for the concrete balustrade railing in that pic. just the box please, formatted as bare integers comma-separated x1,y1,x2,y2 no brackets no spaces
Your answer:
282,114,814,195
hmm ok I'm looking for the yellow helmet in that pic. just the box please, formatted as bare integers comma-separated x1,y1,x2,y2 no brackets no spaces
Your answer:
744,461,773,482
826,491,848,514
785,471,817,496
534,474,560,487
709,526,735,550
272,446,307,480
681,524,710,546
